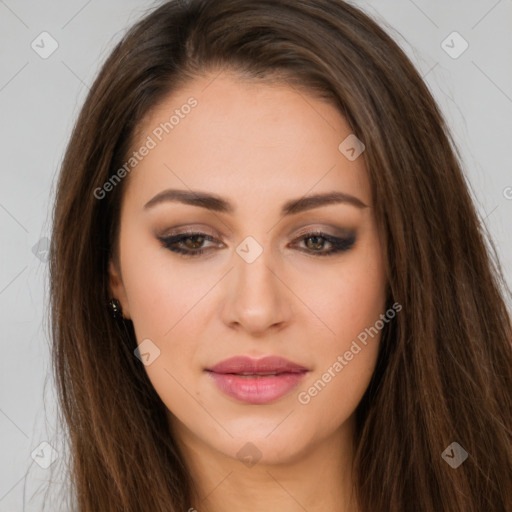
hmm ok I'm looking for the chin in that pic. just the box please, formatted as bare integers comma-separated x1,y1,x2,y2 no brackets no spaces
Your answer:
207,420,317,467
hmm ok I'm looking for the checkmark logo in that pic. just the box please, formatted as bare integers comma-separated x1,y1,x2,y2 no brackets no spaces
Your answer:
236,442,262,468
338,134,365,161
31,237,50,262
236,236,263,263
134,338,161,366
441,31,469,59
31,441,59,469
31,31,58,59
442,441,468,468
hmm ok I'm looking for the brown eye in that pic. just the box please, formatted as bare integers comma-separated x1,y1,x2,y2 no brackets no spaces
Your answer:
158,230,356,258
293,231,356,256
183,235,206,249
304,235,328,251
158,232,219,257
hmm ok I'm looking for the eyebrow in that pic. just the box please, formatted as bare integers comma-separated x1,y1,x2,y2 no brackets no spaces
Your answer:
143,188,368,215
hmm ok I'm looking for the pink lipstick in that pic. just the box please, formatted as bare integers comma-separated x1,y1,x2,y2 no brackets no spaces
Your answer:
205,355,309,404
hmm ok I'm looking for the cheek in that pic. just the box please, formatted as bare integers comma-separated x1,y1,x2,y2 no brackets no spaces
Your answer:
118,230,216,394
120,226,205,339
291,243,386,418
293,236,387,353
291,300,384,441
121,254,206,420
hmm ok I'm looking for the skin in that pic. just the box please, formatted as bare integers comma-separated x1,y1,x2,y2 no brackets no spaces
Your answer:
109,70,387,512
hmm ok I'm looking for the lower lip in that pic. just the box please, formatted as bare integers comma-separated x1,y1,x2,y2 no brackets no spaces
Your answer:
207,371,307,404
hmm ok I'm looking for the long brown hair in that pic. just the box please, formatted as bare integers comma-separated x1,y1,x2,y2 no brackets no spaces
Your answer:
49,0,512,510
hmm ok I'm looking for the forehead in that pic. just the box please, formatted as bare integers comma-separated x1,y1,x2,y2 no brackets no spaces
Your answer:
123,71,371,212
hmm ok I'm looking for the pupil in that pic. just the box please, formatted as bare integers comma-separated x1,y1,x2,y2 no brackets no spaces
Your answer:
186,235,203,248
307,236,323,250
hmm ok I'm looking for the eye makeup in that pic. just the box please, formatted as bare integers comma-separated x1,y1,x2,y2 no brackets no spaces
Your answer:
157,228,356,258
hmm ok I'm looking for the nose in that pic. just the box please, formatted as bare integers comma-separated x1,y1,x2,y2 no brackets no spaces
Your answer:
220,248,293,336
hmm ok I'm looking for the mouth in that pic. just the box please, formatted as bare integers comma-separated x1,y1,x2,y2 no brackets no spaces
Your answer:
205,356,309,405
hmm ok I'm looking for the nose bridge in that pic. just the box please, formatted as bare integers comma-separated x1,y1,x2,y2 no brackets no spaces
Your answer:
221,237,291,333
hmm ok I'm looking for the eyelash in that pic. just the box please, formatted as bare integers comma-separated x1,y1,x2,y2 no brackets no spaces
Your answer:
157,230,356,258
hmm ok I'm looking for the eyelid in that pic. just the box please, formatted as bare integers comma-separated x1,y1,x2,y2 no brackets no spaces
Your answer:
159,226,223,240
291,225,356,240
159,225,354,244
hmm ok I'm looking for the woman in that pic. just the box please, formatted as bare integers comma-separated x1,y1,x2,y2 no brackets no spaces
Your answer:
49,0,512,510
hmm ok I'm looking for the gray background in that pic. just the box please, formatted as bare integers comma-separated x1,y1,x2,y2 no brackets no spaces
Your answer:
1,0,511,510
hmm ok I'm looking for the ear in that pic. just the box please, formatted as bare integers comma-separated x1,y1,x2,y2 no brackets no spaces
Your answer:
108,260,131,319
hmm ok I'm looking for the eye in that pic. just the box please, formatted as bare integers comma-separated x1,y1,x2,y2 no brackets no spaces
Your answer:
291,230,356,256
157,232,220,257
157,230,356,258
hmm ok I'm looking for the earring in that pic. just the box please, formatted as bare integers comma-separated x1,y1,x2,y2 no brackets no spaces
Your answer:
108,298,123,320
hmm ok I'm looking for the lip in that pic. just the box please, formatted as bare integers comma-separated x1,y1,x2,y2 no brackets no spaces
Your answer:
205,356,309,405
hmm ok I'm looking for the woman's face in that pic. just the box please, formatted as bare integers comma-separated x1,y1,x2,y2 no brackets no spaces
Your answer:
109,71,387,466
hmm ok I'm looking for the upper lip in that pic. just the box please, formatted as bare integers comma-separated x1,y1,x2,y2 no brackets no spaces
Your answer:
206,356,309,375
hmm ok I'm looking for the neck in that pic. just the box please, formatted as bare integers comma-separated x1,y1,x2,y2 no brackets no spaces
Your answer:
172,414,359,512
